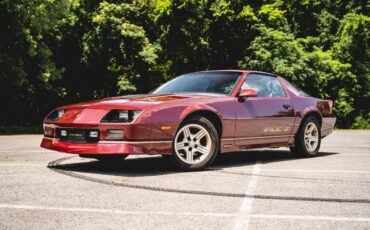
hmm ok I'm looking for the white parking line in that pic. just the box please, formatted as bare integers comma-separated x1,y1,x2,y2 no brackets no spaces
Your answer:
249,213,370,222
233,160,261,230
2,203,369,222
0,203,235,217
262,169,370,174
211,168,370,174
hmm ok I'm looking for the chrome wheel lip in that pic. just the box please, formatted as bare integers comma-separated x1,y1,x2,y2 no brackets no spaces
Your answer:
174,124,212,165
304,122,319,152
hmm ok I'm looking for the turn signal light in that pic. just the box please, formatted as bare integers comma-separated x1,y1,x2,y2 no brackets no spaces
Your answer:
107,130,124,140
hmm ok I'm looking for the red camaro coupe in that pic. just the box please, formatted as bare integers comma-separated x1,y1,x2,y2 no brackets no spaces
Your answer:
41,70,336,170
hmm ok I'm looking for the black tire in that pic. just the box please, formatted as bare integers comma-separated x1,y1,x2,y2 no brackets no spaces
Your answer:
290,116,321,157
79,154,128,162
171,116,219,171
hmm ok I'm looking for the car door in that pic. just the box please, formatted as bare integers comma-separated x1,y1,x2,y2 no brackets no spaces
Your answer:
235,73,295,147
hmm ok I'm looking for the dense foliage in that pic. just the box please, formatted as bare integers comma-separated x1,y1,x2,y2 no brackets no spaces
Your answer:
0,0,369,130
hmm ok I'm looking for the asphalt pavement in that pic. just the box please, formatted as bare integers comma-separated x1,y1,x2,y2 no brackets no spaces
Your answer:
0,130,369,229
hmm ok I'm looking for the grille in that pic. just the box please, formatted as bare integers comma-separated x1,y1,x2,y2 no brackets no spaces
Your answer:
56,128,99,143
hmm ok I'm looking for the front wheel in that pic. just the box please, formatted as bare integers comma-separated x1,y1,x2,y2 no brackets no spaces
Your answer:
290,117,321,157
172,116,219,171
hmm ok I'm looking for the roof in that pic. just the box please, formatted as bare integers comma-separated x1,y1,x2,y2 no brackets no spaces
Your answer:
192,69,279,76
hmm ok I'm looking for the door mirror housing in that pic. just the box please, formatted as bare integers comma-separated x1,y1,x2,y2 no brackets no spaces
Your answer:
239,88,257,98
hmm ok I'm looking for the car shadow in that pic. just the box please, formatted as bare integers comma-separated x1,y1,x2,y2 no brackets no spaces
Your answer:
50,150,339,178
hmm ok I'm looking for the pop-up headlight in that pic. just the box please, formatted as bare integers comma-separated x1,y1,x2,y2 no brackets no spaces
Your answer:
132,110,141,120
101,110,142,123
118,110,129,120
46,110,65,121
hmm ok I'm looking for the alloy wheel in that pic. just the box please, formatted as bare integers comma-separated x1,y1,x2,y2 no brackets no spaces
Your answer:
304,122,319,152
174,124,212,164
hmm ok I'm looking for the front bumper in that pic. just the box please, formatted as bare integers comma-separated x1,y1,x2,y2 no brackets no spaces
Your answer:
40,137,172,155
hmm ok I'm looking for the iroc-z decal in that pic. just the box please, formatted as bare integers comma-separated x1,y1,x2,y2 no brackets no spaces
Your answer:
263,127,290,133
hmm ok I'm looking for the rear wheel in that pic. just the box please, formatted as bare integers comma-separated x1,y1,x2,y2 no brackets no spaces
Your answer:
172,116,219,171
290,117,321,157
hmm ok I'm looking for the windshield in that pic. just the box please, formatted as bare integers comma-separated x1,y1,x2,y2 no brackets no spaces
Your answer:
152,72,241,95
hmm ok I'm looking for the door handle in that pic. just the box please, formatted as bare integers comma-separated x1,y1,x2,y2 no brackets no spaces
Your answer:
283,104,291,109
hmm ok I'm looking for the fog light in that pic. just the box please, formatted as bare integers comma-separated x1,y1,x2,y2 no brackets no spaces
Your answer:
89,131,99,138
44,126,53,137
107,130,124,139
60,130,67,137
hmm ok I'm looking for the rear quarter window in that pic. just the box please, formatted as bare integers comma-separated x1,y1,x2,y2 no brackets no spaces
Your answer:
242,74,286,97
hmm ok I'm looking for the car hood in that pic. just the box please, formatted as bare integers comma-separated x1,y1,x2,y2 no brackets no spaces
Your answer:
47,93,226,125
58,93,225,110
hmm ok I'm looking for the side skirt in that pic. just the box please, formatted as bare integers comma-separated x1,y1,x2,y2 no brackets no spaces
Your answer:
219,135,294,154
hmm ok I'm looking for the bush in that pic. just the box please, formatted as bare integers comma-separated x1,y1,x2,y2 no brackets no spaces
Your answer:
0,125,43,135
351,115,370,129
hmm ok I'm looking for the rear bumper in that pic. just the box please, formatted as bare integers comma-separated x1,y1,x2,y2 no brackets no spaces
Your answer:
321,117,336,138
40,137,172,155
321,127,334,138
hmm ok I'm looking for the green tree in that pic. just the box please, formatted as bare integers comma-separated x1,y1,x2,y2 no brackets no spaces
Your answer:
82,1,159,94
0,0,70,125
0,0,369,130
240,25,359,125
332,13,370,127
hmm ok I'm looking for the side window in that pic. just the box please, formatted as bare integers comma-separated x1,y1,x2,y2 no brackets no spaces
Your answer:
241,74,286,97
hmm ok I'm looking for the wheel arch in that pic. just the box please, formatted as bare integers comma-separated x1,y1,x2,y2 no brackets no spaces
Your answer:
302,110,322,128
179,109,223,139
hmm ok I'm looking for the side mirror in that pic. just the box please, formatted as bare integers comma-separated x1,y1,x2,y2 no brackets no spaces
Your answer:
239,88,257,98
